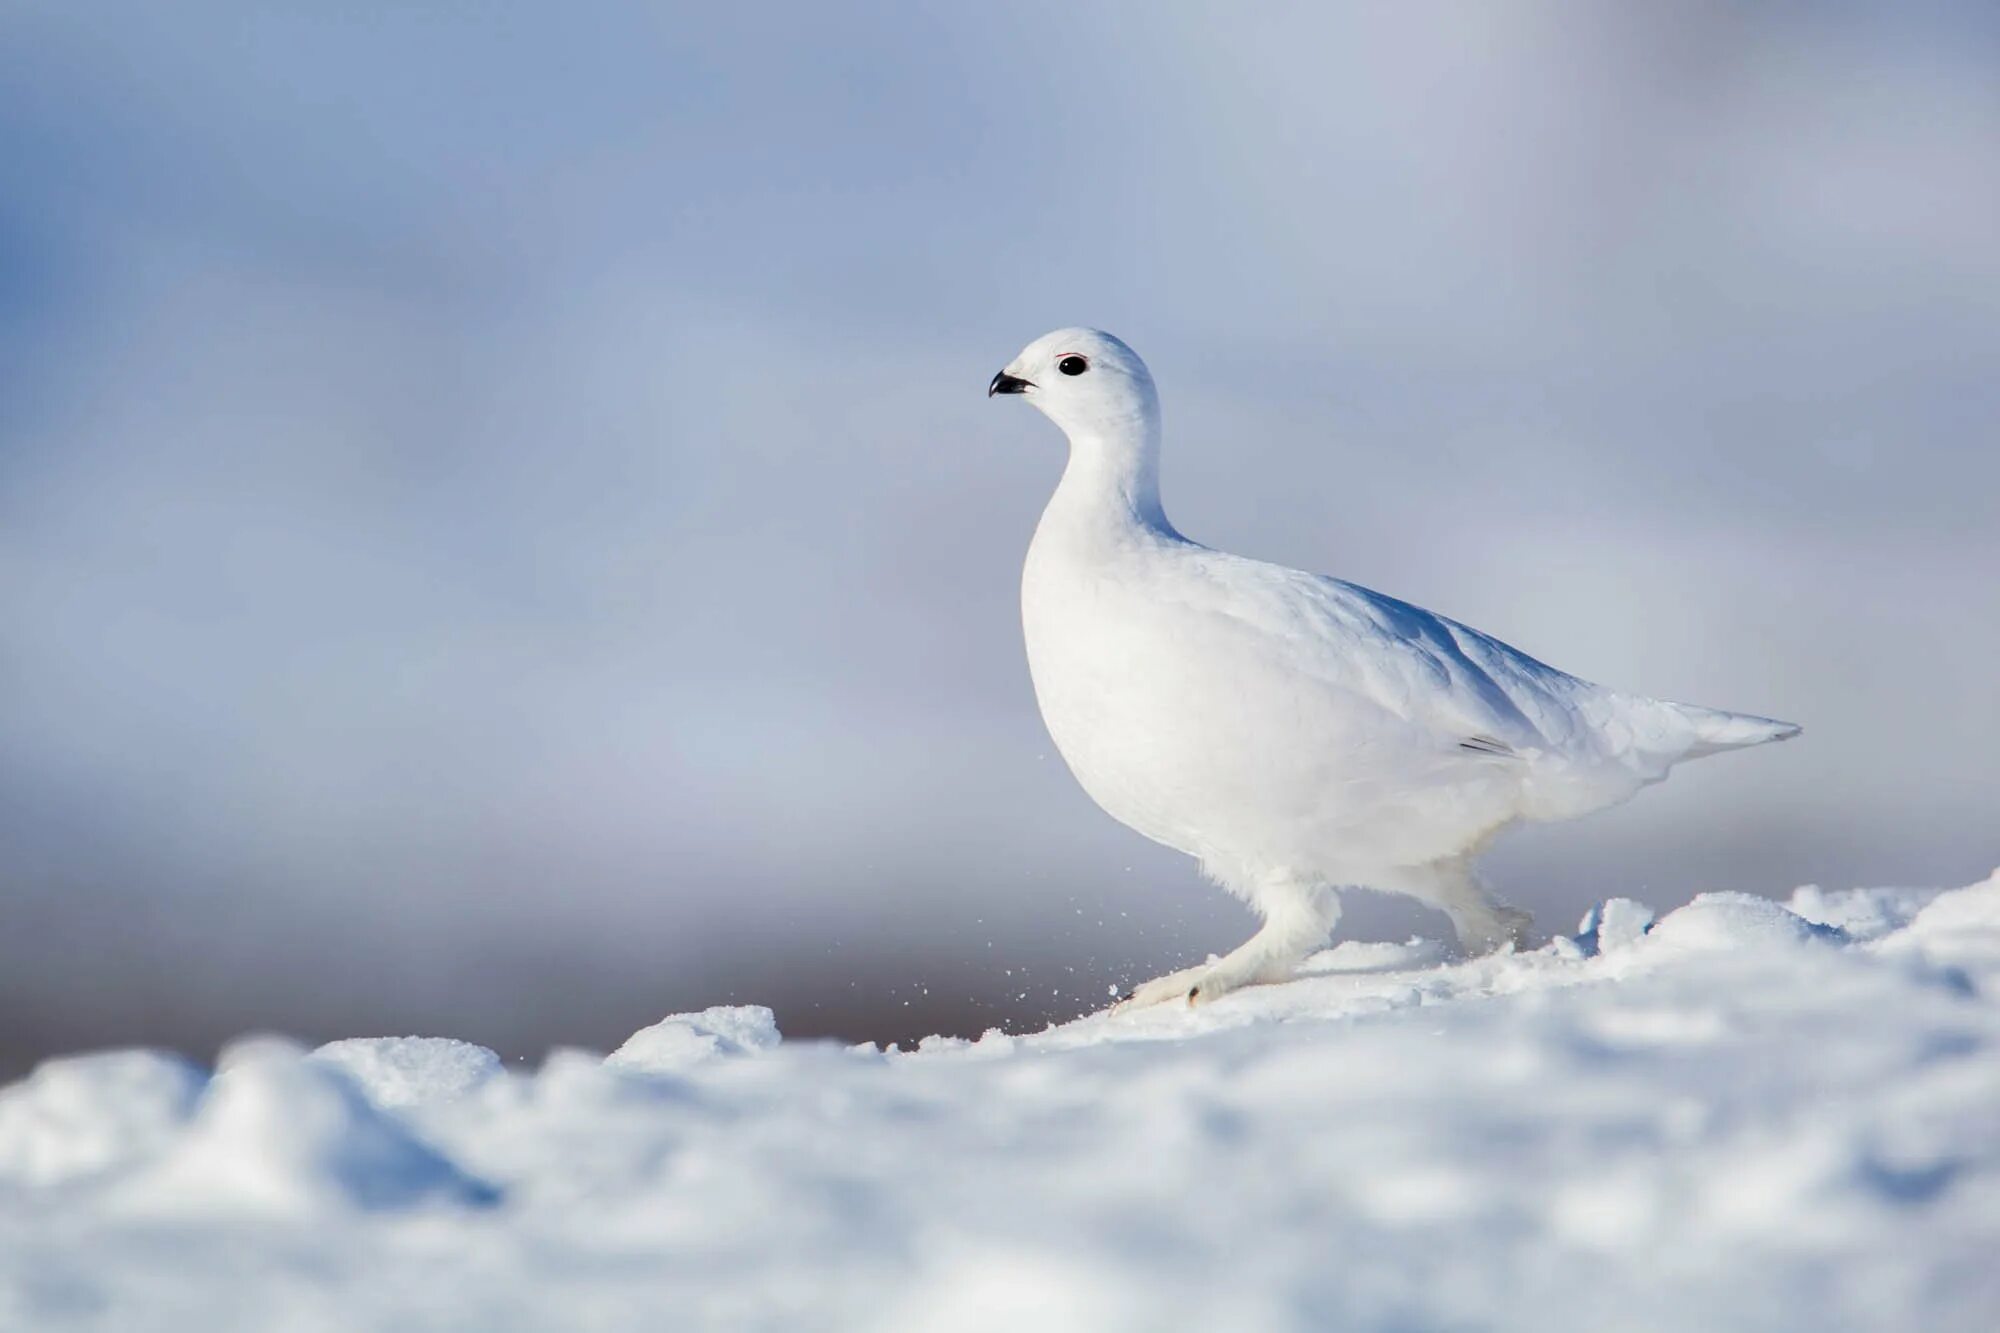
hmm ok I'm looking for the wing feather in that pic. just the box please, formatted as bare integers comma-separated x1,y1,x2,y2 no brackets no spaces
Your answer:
1174,549,1593,755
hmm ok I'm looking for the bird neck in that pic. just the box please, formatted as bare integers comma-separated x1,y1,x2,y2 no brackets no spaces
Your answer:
1050,417,1173,538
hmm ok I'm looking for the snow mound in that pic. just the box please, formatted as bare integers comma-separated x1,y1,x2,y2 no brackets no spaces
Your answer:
0,1049,204,1187
1576,896,1656,953
116,1038,498,1214
1899,869,2000,942
1787,882,1942,941
2,879,1997,1330
605,1004,781,1075
1638,890,1840,954
1875,868,2000,983
311,1035,503,1108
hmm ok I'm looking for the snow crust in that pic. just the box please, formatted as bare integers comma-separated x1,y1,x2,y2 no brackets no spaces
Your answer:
4,875,1998,1330
311,1035,504,1109
605,1004,782,1075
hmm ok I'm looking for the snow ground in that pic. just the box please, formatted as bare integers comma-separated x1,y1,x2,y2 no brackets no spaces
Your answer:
4,876,1998,1332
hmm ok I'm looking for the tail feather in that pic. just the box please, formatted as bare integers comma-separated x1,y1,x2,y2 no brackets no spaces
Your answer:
1664,702,1802,759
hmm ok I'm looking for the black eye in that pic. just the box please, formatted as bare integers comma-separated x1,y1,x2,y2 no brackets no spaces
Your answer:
1057,354,1089,376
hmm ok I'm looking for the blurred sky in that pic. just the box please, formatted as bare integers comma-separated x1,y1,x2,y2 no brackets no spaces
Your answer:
3,2,1996,1075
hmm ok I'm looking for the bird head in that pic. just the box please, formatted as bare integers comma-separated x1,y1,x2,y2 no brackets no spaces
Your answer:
988,328,1159,439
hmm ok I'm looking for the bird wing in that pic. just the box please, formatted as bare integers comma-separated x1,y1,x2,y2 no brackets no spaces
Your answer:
1171,548,1596,757
1158,545,1794,826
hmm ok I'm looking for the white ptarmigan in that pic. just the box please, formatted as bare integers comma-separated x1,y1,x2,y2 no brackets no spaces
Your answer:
989,328,1800,1011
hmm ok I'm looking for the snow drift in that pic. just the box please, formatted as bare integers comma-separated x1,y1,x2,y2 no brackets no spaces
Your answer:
4,875,1998,1331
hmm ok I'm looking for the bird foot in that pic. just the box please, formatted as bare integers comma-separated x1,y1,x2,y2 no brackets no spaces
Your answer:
1109,954,1288,1014
1110,963,1212,1014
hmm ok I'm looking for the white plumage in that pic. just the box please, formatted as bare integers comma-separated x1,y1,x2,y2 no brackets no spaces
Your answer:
988,328,1799,1010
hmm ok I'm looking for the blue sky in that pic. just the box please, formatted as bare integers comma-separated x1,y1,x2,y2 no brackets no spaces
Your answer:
3,3,1996,1070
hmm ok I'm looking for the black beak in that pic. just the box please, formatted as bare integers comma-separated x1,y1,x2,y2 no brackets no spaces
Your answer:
988,371,1033,397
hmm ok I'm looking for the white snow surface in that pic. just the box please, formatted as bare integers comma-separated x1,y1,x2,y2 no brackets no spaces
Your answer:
5,875,2000,1332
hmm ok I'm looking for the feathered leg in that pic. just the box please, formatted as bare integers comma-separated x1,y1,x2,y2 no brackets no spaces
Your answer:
1422,858,1532,955
1112,875,1339,1012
